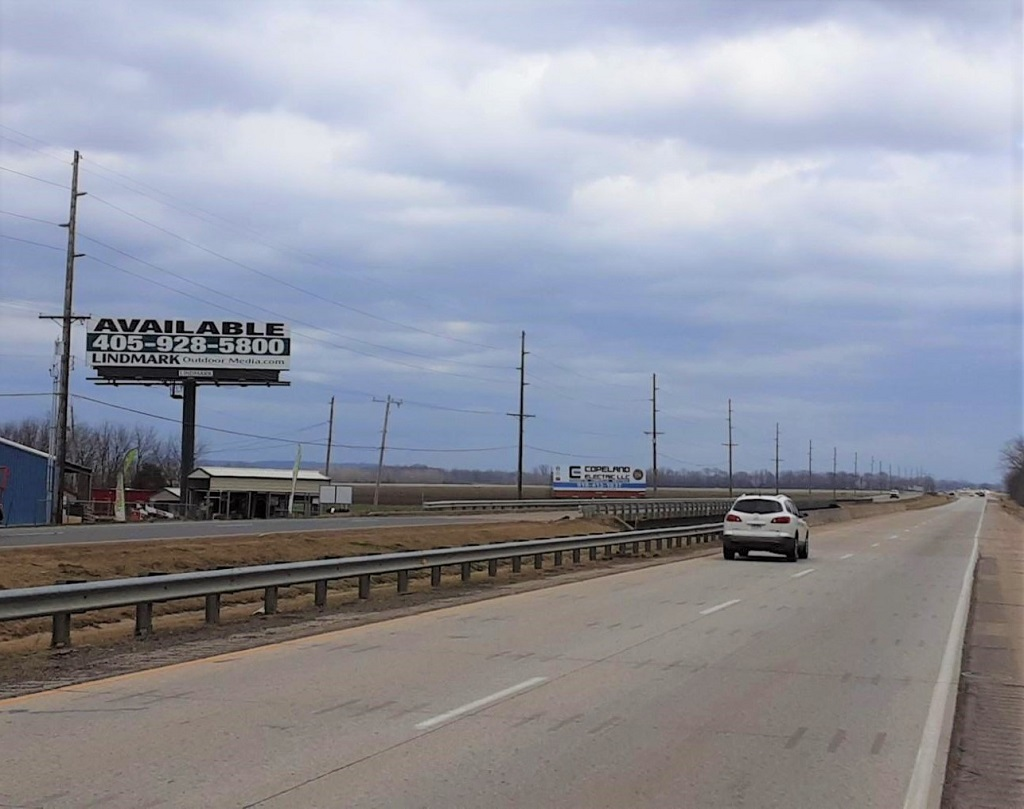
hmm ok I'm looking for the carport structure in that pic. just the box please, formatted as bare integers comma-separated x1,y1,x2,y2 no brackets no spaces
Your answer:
187,466,330,519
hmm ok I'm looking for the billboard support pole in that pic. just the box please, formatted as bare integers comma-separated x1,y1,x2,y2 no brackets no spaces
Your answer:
180,379,197,518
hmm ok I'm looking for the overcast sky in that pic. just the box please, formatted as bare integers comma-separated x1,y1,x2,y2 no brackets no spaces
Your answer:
1,0,1020,484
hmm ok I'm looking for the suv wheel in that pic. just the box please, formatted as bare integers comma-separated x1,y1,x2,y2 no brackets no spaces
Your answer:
798,536,809,559
723,546,735,560
786,536,799,562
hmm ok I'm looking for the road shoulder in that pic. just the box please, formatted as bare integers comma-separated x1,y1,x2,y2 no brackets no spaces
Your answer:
942,500,1024,808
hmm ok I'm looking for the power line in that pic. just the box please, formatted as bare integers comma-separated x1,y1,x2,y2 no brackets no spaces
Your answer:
86,192,508,354
0,126,69,164
70,394,512,453
0,165,69,189
0,233,65,251
0,209,62,226
79,248,512,383
79,162,504,349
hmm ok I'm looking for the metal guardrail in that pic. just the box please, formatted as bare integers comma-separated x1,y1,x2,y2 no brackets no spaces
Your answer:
0,524,723,648
422,497,736,518
580,499,734,520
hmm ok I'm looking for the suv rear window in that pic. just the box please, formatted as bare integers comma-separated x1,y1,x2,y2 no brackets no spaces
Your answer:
731,498,785,515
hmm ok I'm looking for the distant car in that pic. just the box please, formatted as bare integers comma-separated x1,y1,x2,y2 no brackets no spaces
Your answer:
722,494,809,562
889,490,900,499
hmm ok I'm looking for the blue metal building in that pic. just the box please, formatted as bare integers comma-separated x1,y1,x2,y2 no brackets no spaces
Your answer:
0,437,91,527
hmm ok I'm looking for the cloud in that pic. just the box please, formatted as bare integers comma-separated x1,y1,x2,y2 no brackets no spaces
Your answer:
0,0,1018,482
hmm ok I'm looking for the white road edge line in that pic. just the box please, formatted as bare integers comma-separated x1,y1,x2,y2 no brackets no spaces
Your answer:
871,542,880,548
791,568,816,578
901,504,984,809
840,553,854,560
699,599,742,616
415,677,547,730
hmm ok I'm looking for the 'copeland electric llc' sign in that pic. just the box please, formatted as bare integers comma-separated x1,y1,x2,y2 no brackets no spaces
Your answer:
86,318,290,381
551,464,647,498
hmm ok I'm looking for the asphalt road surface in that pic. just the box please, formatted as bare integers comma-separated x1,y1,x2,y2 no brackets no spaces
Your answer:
0,498,983,808
0,513,578,548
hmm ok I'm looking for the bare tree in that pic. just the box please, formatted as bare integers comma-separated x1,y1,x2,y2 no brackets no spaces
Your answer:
1001,436,1024,506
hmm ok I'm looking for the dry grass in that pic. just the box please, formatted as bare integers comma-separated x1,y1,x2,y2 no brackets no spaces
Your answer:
0,518,621,647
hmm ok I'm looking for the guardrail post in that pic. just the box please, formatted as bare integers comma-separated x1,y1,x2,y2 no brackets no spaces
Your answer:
135,602,153,637
205,593,221,624
487,559,498,577
554,551,563,567
264,586,278,615
686,535,692,547
430,566,442,587
572,548,581,564
655,538,663,550
51,612,71,647
618,543,627,555
461,562,472,581
644,540,651,553
632,541,640,555
589,547,598,561
397,570,409,594
512,556,522,573
534,553,543,570
604,544,612,559
358,575,371,599
314,580,328,608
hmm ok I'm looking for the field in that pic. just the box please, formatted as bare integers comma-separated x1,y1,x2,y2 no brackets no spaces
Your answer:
351,483,876,506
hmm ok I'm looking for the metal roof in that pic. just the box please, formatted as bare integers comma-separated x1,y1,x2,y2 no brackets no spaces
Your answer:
0,436,92,474
188,466,330,481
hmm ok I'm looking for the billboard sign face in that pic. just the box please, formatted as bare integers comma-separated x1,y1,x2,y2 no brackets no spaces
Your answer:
551,464,647,497
86,318,290,382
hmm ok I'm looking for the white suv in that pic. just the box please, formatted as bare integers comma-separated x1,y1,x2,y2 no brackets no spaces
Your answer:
722,494,809,562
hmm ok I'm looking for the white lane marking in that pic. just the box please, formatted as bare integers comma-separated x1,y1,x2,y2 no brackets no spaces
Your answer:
791,568,816,578
889,535,900,540
902,504,985,809
415,677,547,730
840,553,854,560
871,542,880,548
699,599,742,616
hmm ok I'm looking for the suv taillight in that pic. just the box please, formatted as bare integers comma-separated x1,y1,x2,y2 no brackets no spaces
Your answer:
726,513,741,522
771,516,791,524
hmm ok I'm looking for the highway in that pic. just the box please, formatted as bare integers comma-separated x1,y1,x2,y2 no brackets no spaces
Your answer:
0,512,578,548
0,498,982,808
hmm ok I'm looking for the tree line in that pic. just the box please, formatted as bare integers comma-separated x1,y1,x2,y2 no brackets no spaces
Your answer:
1002,436,1024,506
1,416,184,490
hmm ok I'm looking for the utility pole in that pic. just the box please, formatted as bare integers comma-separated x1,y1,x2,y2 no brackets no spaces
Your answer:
854,451,859,491
807,440,813,494
324,396,335,477
723,398,737,497
832,446,838,500
871,456,875,492
372,395,401,506
773,423,781,495
889,462,893,490
41,150,86,525
506,331,533,499
643,373,664,494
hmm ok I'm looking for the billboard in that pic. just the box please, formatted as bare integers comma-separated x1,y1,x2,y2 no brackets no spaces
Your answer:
551,464,647,498
86,318,290,383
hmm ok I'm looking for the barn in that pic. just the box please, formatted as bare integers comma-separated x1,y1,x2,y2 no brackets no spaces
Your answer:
0,436,92,527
